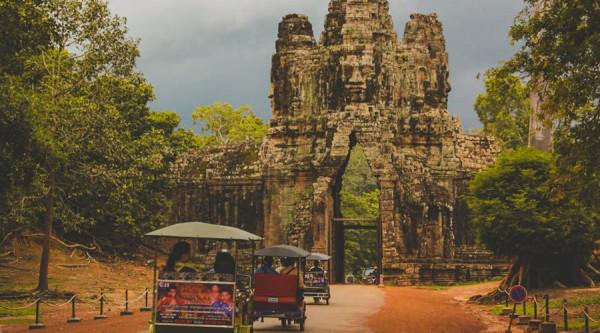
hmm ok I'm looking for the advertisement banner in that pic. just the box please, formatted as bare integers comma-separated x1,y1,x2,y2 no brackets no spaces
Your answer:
304,271,326,289
155,280,235,327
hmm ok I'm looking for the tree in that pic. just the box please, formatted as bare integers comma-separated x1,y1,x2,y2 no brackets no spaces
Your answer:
340,146,379,277
0,0,52,242
0,0,199,291
506,0,600,218
192,102,268,145
474,68,531,149
467,148,596,288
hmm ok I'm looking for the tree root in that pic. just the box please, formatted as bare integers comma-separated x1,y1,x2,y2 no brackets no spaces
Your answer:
22,233,96,251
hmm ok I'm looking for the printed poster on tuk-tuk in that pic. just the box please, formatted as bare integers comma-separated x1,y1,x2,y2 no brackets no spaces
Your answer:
304,271,326,288
156,280,235,327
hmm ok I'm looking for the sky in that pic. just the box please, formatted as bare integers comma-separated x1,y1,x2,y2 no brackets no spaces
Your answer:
108,0,524,132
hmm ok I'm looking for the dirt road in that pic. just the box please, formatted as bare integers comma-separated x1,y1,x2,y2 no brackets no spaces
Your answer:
367,283,509,333
2,283,509,333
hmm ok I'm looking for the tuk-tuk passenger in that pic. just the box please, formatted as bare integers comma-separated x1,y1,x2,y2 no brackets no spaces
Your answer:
277,257,304,288
165,241,197,273
212,250,235,275
255,256,278,274
308,260,324,272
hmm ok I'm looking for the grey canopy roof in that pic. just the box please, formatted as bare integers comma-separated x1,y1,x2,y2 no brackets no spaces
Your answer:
255,245,310,258
145,222,262,241
307,252,331,261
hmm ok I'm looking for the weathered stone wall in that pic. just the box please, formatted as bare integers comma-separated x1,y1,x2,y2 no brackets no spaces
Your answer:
171,0,508,285
170,143,264,233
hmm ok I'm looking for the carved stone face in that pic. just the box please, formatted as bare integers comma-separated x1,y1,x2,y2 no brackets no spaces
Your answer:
341,53,374,103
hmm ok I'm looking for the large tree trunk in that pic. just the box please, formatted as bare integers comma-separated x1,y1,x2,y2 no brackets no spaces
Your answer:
37,174,54,292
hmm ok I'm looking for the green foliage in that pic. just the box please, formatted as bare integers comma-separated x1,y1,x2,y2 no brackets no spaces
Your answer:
467,148,596,285
474,68,530,149
0,0,199,251
506,0,600,216
192,102,268,145
340,146,379,277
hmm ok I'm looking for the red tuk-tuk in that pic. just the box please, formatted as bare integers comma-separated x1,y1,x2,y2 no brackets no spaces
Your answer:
252,245,309,331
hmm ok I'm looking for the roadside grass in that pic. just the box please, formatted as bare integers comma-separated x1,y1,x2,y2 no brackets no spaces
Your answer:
0,299,36,325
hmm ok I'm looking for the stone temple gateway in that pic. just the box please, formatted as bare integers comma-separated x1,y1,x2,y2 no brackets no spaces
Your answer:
171,0,508,285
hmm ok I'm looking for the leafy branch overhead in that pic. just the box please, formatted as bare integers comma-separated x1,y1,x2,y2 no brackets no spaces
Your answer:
192,102,268,145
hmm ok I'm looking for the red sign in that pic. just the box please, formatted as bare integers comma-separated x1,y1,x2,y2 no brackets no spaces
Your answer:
509,285,528,304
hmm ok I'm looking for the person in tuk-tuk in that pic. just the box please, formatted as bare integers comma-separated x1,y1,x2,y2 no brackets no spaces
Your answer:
211,250,235,275
165,241,197,273
255,256,278,274
277,257,304,288
308,260,324,272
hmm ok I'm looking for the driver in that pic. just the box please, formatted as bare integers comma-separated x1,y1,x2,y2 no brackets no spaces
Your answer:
255,256,278,274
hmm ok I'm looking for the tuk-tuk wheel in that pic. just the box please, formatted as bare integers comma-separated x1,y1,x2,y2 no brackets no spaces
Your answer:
280,318,287,328
326,297,330,305
300,319,305,331
313,297,320,303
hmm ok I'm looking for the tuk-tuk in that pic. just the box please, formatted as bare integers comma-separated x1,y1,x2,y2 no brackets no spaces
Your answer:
252,245,309,331
145,222,262,333
303,252,331,305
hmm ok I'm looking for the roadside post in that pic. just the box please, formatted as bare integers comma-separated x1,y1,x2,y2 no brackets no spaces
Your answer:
67,296,81,323
94,292,107,320
506,285,528,332
120,289,133,316
28,299,45,330
140,288,151,312
529,296,541,329
540,294,557,333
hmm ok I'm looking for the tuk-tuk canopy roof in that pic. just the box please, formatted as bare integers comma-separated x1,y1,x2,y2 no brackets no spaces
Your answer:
307,252,331,261
255,245,310,258
145,222,262,241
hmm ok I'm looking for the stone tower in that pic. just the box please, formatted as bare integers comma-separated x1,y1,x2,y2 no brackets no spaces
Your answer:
171,0,506,285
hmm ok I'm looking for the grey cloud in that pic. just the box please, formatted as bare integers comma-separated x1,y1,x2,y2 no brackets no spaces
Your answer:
109,0,522,131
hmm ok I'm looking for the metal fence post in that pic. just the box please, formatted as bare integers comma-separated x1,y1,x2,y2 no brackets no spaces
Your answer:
95,292,107,320
28,299,45,329
67,296,81,323
140,288,151,312
120,289,133,316
545,294,550,322
584,307,589,333
563,299,568,331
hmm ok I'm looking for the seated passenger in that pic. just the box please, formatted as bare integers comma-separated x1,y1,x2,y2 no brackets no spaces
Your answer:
308,260,324,272
255,256,278,274
276,257,297,275
212,250,235,275
165,241,197,273
277,256,304,288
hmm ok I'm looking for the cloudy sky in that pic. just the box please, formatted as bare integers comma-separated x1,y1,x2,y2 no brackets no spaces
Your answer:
108,0,524,131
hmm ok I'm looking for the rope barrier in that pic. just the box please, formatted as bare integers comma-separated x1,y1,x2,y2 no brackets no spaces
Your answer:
584,310,599,323
45,295,76,308
0,298,41,310
120,290,146,308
